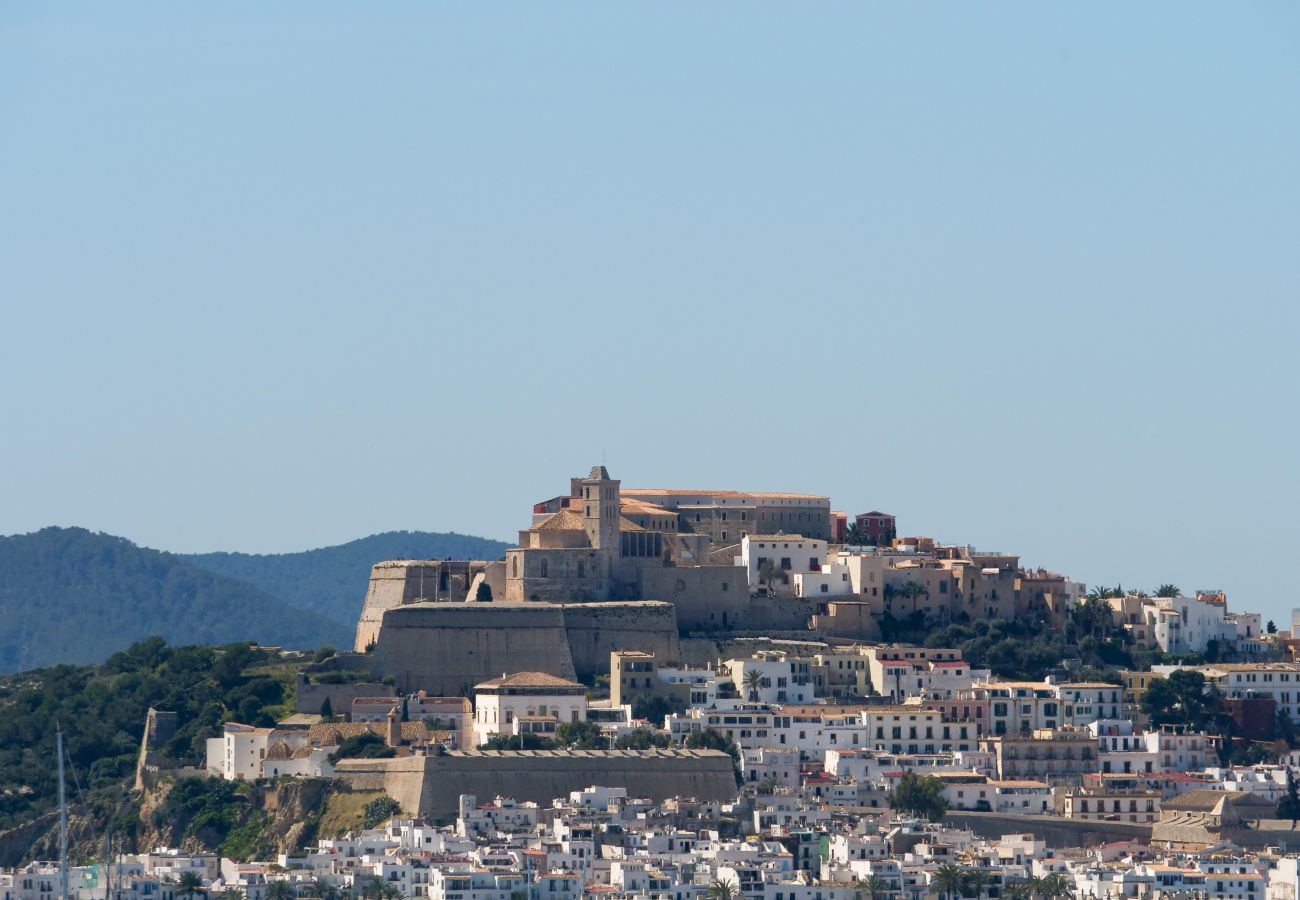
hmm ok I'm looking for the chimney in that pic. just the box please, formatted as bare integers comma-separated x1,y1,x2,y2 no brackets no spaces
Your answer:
386,705,401,748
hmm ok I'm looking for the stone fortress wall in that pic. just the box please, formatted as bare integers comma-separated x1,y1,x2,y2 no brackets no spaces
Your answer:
355,560,493,652
367,600,681,694
334,749,738,822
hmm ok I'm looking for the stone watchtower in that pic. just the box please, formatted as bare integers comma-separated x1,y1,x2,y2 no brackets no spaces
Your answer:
581,465,620,555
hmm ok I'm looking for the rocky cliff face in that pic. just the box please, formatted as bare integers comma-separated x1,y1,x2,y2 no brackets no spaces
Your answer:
1,777,376,867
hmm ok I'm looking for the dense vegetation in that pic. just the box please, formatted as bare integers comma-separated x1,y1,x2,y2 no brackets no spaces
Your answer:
0,637,298,834
0,528,348,672
182,530,510,626
891,772,948,821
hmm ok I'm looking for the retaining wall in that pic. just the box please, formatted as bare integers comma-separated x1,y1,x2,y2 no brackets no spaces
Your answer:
335,749,738,822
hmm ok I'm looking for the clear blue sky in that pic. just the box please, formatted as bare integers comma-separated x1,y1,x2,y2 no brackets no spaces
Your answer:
2,5,1297,623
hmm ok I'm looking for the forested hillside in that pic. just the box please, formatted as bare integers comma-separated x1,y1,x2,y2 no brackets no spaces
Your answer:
181,530,509,626
0,528,349,672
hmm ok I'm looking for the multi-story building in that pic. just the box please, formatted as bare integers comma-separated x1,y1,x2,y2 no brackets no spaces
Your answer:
1061,775,1161,823
979,727,1097,784
741,535,828,593
1142,724,1214,771
622,488,832,543
852,511,897,546
727,653,814,705
1200,662,1300,724
472,672,587,744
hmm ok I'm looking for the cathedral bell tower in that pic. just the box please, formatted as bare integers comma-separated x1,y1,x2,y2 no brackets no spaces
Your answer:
580,465,621,553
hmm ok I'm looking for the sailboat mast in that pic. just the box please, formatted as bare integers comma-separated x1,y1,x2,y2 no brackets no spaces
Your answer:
58,725,68,900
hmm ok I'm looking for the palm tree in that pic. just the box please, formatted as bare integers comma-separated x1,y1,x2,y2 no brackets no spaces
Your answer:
743,668,764,702
1038,873,1072,900
931,864,963,900
1005,880,1033,900
379,884,403,900
177,871,206,900
1154,584,1181,598
962,870,989,900
218,890,244,900
357,878,384,900
264,883,293,900
706,879,738,900
305,879,340,900
856,874,888,900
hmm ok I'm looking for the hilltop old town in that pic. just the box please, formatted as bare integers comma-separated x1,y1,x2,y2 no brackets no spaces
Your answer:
14,465,1300,900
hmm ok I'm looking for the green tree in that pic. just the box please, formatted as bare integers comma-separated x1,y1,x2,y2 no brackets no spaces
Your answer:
891,772,948,822
931,864,963,900
479,734,554,750
685,728,743,784
843,522,873,546
218,889,244,900
306,879,340,900
855,874,888,900
556,720,605,749
757,559,789,590
319,696,334,721
475,582,493,601
1268,620,1278,635
363,795,403,828
355,878,383,900
961,870,989,899
894,775,946,821
313,646,337,663
1278,769,1300,828
1038,873,1071,900
742,668,764,702
1154,584,1181,598
706,879,737,900
1140,670,1221,731
615,728,671,750
264,883,293,900
177,870,207,900
328,732,396,764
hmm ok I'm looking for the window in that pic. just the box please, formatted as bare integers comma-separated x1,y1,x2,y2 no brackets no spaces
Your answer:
539,559,548,578
781,557,792,570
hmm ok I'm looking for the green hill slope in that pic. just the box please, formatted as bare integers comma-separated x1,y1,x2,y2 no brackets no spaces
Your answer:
180,530,510,627
0,528,348,672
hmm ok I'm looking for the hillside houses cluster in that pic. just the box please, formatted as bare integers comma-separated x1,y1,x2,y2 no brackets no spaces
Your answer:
21,784,1300,900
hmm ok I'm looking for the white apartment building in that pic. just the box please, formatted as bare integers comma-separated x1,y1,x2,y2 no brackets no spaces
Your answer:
740,535,828,592
1201,663,1300,724
472,672,587,744
727,654,814,705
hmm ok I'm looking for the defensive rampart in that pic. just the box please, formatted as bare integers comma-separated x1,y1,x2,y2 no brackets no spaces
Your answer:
369,600,681,692
356,560,492,651
334,749,738,822
372,602,576,695
943,810,1152,847
562,601,680,676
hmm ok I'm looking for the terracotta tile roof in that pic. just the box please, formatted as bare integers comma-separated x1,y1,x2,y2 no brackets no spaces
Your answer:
529,508,645,533
532,509,584,531
265,740,293,761
744,534,812,543
623,488,828,501
475,671,584,689
620,498,676,516
305,721,429,746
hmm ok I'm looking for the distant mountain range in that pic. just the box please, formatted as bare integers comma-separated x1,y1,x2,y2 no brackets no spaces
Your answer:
0,527,510,674
180,530,510,628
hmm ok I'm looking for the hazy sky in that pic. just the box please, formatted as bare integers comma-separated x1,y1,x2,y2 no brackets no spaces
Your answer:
2,5,1297,623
